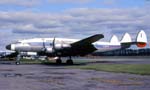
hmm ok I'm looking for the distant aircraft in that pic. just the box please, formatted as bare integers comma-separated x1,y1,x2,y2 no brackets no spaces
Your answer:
6,30,147,65
0,51,16,59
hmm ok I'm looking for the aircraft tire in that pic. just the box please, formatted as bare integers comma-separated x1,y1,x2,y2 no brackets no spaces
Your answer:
66,59,73,65
56,59,62,64
15,61,20,65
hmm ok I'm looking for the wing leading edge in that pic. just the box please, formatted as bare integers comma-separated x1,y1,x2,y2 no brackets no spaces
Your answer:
71,34,104,46
69,34,104,56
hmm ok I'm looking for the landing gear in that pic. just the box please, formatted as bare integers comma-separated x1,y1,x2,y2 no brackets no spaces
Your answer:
56,58,62,64
16,54,21,65
54,56,73,65
66,59,73,65
15,61,20,65
66,56,73,65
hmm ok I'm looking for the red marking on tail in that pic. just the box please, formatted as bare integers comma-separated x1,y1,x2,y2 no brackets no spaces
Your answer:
136,42,147,48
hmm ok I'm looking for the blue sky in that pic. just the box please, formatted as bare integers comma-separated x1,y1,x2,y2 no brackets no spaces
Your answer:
0,0,150,50
0,0,148,12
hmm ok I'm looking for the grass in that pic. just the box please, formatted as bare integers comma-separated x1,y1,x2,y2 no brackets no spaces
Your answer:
20,59,42,64
89,77,143,85
70,64,150,75
19,59,150,75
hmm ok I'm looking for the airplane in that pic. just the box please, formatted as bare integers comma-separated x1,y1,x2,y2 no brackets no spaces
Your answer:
6,30,147,65
0,50,16,59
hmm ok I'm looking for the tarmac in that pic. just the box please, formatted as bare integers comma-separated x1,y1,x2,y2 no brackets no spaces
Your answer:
0,57,150,90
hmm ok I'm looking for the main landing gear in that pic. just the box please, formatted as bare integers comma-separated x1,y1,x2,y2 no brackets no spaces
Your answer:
66,59,73,65
56,58,62,64
66,56,73,65
55,56,73,65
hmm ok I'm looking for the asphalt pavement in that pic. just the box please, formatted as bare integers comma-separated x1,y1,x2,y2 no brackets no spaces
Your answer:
0,57,150,90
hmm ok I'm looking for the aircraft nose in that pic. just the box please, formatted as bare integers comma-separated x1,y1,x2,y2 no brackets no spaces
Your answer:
6,44,11,50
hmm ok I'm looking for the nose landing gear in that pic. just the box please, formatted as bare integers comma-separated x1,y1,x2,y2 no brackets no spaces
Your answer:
16,54,21,65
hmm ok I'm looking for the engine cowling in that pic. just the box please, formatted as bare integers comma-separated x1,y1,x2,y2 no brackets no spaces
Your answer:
20,52,37,56
55,44,71,50
45,48,53,53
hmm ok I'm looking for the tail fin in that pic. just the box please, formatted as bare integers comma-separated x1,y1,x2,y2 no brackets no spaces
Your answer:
121,33,132,43
110,35,119,45
120,33,132,48
120,30,147,48
136,30,147,48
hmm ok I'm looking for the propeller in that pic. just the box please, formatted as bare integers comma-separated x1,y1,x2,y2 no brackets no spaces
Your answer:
61,41,63,49
42,38,46,52
52,37,56,53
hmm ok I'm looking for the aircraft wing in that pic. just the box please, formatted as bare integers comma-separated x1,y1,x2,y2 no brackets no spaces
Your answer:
71,34,104,46
70,34,104,56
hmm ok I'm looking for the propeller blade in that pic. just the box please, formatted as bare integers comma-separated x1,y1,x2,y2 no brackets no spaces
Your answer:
42,38,46,51
52,37,56,52
61,40,63,48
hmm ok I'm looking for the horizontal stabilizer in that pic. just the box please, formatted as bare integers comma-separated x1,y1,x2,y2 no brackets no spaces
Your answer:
71,34,104,46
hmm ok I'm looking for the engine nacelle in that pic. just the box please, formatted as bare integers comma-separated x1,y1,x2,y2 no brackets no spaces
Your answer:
45,47,53,53
43,44,71,54
20,52,37,56
55,44,71,50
